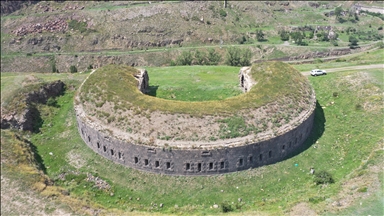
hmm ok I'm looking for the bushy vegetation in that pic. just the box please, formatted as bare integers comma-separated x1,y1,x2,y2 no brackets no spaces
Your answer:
225,47,252,66
290,31,308,46
171,48,221,66
314,170,335,185
175,51,193,65
221,202,233,213
256,30,265,42
348,36,359,49
219,9,227,18
361,10,384,20
67,20,87,33
70,65,77,73
52,62,58,73
279,30,290,41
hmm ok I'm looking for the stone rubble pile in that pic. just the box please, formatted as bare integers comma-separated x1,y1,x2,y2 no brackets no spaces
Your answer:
86,173,111,190
12,19,68,36
57,171,111,190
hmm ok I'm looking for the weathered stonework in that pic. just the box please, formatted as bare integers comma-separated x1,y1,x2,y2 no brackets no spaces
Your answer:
76,107,314,175
75,65,316,176
238,66,256,92
134,68,149,94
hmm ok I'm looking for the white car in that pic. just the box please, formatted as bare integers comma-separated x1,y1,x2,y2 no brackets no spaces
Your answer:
310,69,327,76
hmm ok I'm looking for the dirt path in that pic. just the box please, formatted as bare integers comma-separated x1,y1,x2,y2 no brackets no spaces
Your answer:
301,64,383,76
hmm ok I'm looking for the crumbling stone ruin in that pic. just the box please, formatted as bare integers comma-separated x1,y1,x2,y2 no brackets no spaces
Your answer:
134,69,149,94
238,66,256,93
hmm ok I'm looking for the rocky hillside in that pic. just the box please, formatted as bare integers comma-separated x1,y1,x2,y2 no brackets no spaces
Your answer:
1,1,383,72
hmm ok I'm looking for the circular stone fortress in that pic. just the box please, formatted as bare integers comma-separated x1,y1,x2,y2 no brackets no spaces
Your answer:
74,62,316,175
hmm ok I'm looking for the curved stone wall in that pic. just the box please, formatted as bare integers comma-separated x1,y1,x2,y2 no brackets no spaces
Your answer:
75,106,315,175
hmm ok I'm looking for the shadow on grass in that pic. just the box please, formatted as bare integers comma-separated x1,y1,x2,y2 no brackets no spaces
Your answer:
285,100,325,160
12,133,47,174
147,85,159,97
25,138,47,174
30,106,43,133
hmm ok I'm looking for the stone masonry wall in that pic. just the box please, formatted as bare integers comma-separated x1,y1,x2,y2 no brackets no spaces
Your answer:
75,107,315,176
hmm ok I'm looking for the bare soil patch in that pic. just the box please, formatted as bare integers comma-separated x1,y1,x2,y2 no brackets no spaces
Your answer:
1,175,71,216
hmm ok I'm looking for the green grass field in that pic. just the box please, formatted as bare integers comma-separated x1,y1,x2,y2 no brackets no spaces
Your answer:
1,62,382,215
292,48,384,72
146,65,242,101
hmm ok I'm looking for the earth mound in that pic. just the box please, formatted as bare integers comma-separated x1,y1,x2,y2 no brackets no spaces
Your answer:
76,61,315,149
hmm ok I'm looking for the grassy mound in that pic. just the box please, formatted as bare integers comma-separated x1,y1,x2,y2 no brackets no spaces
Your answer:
79,61,312,116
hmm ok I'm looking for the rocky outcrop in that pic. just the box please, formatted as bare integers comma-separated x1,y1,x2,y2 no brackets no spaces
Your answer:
1,80,65,132
12,18,68,36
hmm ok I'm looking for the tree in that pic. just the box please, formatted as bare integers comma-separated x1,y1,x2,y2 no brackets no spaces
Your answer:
194,50,207,65
52,62,58,73
290,31,306,45
70,65,77,73
256,30,265,42
239,48,252,66
225,47,252,66
348,36,359,48
335,6,342,18
279,30,290,41
176,51,193,65
206,48,221,65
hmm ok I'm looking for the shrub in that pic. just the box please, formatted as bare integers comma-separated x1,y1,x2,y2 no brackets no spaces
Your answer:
237,35,247,44
225,47,252,66
348,36,359,48
331,40,338,46
221,202,233,213
206,48,221,65
68,20,87,33
194,50,207,65
256,30,265,41
52,62,58,73
333,92,339,97
219,9,227,18
46,97,57,107
176,51,193,65
314,58,323,64
279,30,290,41
314,170,334,185
70,65,78,73
26,53,32,56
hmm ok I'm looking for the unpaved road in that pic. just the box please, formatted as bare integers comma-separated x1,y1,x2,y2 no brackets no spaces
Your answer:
301,64,383,76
